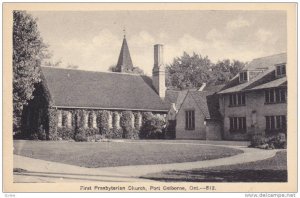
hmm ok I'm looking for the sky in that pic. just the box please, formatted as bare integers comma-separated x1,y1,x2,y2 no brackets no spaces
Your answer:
30,10,287,75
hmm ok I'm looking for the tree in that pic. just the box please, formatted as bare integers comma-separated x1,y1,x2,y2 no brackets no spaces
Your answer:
108,65,144,75
211,59,246,85
166,52,213,89
108,65,118,72
67,64,79,69
13,11,49,132
166,52,247,89
43,59,62,67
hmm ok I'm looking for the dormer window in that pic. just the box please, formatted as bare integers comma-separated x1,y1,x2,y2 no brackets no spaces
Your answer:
276,64,286,77
239,71,248,82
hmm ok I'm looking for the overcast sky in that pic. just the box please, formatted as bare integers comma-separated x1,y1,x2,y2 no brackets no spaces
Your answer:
30,10,287,75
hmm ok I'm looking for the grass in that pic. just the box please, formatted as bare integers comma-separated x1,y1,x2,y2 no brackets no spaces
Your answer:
127,139,250,146
13,140,242,168
141,151,287,182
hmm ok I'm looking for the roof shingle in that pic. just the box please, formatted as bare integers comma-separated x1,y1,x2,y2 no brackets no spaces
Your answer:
189,91,221,120
250,77,287,90
116,37,134,72
219,53,287,94
41,67,169,111
164,90,188,110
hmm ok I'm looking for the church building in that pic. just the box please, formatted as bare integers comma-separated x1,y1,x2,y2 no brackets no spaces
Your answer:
21,35,170,140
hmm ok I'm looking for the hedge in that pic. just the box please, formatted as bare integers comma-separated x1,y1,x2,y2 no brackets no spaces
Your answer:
47,108,58,140
27,108,167,141
74,128,87,142
249,133,287,149
133,112,142,130
99,110,112,138
140,112,166,139
120,111,134,138
112,112,123,138
73,110,99,141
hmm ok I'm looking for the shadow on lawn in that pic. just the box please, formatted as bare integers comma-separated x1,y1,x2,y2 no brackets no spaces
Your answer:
13,169,133,179
141,169,287,182
141,151,287,182
13,169,137,182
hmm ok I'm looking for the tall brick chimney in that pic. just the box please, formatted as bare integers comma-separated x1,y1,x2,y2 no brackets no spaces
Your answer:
152,44,166,99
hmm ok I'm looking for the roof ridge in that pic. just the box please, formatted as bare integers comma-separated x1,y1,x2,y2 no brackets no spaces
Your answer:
252,52,286,61
41,66,169,111
41,66,147,77
189,91,208,118
189,90,212,94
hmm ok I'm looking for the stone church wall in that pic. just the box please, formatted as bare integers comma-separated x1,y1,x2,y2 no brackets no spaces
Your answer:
24,107,166,141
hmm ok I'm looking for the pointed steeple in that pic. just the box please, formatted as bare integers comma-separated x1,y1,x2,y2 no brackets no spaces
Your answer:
115,32,134,72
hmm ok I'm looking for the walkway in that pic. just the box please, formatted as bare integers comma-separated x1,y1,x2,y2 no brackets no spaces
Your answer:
13,142,278,183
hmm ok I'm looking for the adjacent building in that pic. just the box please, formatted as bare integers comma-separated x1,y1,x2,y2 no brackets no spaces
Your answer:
175,89,222,140
164,83,224,140
218,53,287,140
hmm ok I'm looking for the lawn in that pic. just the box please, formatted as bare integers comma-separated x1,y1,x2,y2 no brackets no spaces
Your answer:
141,151,287,182
13,140,243,168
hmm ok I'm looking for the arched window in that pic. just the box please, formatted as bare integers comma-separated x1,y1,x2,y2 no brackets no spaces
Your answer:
138,113,142,128
83,112,88,128
131,114,135,128
67,112,72,128
57,110,62,127
114,112,120,129
92,113,97,128
108,113,113,129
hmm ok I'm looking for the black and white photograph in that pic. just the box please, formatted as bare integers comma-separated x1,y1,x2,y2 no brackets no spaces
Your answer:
3,2,297,193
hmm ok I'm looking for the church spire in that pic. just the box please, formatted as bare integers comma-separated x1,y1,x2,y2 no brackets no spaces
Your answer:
115,31,133,72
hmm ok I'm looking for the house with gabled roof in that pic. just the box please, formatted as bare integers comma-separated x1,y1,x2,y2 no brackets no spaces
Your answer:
218,53,287,140
173,85,223,140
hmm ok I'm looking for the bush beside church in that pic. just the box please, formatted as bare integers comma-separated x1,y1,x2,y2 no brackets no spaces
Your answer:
19,108,167,141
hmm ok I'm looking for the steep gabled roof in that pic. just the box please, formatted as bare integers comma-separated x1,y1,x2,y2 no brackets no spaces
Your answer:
164,90,189,110
41,67,169,112
219,53,287,94
189,91,221,120
115,37,134,72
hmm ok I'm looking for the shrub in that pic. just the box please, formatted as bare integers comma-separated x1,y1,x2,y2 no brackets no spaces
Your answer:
112,128,123,139
74,132,87,142
87,111,94,128
268,133,287,149
112,112,123,139
120,111,133,139
13,132,28,140
47,108,58,140
140,113,166,139
129,129,140,139
57,127,75,140
74,110,84,128
99,110,111,137
142,112,152,124
38,125,47,140
133,112,142,130
250,133,287,149
250,134,266,147
29,133,39,140
84,128,99,137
